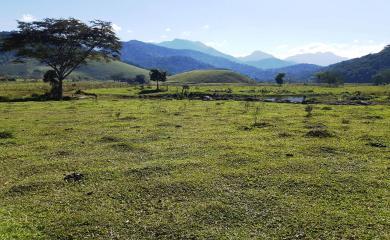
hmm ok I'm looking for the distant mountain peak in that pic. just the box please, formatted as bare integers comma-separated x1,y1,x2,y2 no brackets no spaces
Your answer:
285,52,348,66
157,39,237,61
239,51,275,62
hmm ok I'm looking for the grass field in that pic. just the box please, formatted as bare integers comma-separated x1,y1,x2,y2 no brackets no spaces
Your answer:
0,81,389,239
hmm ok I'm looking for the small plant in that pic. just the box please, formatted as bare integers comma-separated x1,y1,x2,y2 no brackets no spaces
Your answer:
305,105,313,117
114,111,121,119
243,102,251,113
181,85,190,97
253,105,261,125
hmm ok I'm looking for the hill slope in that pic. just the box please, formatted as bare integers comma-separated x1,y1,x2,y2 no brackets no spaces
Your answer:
238,50,275,62
325,45,390,83
263,64,323,82
0,59,149,81
121,40,265,79
244,58,296,69
169,70,255,84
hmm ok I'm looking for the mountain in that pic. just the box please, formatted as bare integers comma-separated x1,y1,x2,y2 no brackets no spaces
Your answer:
238,51,275,62
238,50,296,69
325,45,390,83
262,64,323,82
0,58,149,81
244,58,296,69
157,39,237,62
121,40,265,78
285,52,348,66
169,69,255,84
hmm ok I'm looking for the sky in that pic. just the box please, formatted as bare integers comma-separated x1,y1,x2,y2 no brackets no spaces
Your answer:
1,0,389,59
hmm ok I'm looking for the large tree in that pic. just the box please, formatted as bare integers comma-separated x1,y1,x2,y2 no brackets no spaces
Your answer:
149,69,167,91
315,71,344,86
275,73,286,86
0,18,121,99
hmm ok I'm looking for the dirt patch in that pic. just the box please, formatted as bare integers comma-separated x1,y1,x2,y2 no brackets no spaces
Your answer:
0,131,13,139
64,172,85,182
100,136,121,143
252,122,273,128
368,142,387,148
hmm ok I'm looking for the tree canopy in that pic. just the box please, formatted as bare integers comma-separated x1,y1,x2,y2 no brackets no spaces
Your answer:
372,69,390,85
275,73,286,85
0,18,121,99
315,71,344,86
149,69,167,90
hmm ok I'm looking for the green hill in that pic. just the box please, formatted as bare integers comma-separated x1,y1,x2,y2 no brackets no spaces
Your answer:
0,59,149,81
168,69,255,84
325,45,390,83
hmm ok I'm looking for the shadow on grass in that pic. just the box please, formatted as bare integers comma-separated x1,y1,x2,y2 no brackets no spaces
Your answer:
139,89,166,95
0,94,73,102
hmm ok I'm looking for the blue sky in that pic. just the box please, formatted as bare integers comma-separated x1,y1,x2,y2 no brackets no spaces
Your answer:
1,0,389,58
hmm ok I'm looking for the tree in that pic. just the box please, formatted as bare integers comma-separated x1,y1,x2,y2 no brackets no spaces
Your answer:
149,69,167,90
0,18,121,99
372,69,390,85
275,73,286,86
315,71,344,86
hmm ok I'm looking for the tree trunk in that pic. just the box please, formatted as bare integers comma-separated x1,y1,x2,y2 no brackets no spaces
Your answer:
58,79,63,99
51,78,63,100
156,80,159,91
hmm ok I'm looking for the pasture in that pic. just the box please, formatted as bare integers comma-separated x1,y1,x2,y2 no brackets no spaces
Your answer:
0,81,389,239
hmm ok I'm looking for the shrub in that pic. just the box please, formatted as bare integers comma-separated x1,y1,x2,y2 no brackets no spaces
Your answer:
306,129,333,138
305,105,313,117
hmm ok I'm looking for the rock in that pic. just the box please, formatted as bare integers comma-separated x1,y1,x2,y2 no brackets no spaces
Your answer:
203,95,213,101
64,172,85,182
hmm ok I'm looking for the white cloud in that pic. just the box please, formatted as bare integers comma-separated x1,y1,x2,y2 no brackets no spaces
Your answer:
19,14,36,22
165,28,172,32
160,35,168,39
127,30,133,33
112,24,122,33
202,25,210,30
275,41,386,59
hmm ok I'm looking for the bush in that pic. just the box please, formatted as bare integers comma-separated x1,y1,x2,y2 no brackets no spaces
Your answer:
305,105,313,117
306,129,333,138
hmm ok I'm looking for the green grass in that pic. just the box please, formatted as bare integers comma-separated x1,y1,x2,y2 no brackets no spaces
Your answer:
168,69,256,84
0,85,389,239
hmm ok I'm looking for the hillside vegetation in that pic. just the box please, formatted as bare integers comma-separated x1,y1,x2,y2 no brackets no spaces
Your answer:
326,45,390,83
168,70,255,84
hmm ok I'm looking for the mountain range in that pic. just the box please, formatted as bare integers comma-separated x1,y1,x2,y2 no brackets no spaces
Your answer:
285,52,348,66
156,39,347,69
1,31,389,83
120,40,321,81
